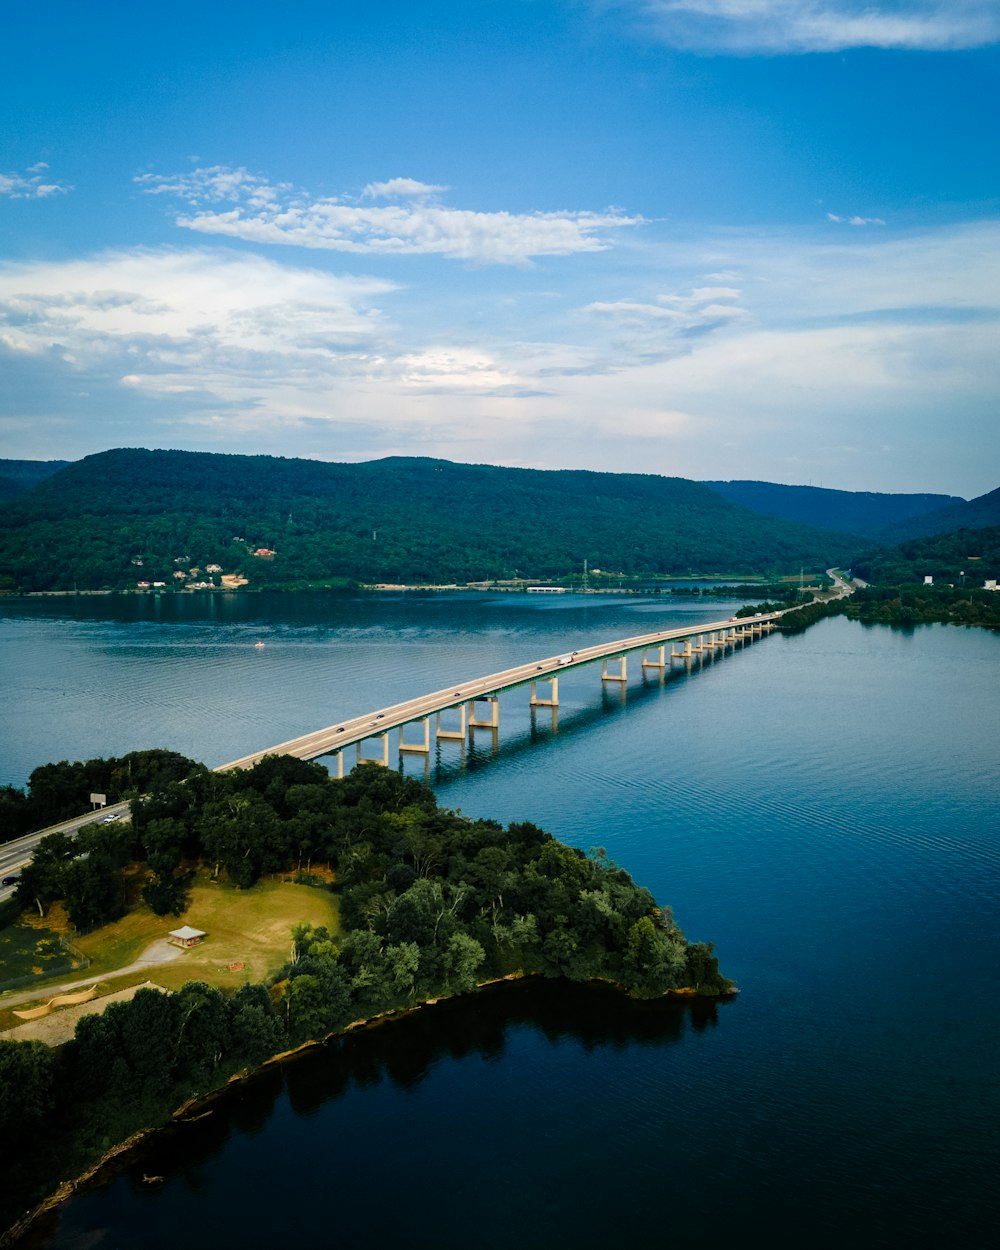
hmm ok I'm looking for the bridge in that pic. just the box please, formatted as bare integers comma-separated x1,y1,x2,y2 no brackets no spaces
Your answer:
0,608,788,896
217,611,784,776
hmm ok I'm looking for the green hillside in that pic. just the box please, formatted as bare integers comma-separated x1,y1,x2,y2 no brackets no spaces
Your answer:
0,448,857,592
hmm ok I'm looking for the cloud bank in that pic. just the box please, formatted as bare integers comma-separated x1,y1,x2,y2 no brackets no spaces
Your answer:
135,167,644,265
1,219,997,490
621,1,1000,53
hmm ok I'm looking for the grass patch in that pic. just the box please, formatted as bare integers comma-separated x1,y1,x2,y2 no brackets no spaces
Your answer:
0,915,83,990
78,871,340,987
0,872,339,1029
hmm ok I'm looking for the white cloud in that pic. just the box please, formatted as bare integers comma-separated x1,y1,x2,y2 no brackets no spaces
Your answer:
619,1,1000,52
0,249,398,428
363,178,448,199
136,166,645,265
828,212,886,226
579,285,746,360
0,162,71,199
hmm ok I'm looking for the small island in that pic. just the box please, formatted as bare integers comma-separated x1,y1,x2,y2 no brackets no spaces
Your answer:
0,755,732,1240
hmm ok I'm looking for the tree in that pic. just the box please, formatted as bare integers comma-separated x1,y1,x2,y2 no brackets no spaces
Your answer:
140,816,190,915
62,823,131,932
14,830,74,916
284,967,353,1044
0,1040,56,1136
173,982,231,1088
229,983,286,1066
444,932,485,994
198,793,284,888
624,916,687,998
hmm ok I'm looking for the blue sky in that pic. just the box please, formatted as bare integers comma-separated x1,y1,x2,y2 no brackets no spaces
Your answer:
1,1,997,496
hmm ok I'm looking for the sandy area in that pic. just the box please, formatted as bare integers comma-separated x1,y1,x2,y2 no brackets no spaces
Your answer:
4,981,166,1046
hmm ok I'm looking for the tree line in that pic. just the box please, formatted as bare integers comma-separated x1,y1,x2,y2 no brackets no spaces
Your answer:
1,749,199,845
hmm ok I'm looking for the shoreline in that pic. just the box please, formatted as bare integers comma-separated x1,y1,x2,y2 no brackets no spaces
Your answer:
0,575,779,600
0,973,732,1248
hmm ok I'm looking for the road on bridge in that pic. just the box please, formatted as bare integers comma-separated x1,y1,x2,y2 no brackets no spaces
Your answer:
1,605,797,900
216,611,784,771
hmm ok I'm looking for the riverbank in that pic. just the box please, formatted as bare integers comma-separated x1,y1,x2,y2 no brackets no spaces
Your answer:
0,972,729,1248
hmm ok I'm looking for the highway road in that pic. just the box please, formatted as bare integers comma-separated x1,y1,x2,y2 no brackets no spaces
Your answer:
0,802,131,903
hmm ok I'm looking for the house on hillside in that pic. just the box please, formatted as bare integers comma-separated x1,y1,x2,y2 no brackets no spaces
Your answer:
168,925,206,949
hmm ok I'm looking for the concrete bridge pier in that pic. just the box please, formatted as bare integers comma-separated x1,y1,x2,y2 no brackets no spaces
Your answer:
357,733,390,767
436,705,467,741
468,695,499,729
670,640,694,663
530,677,558,706
713,630,727,649
602,655,627,683
399,717,432,754
642,645,666,670
329,751,344,779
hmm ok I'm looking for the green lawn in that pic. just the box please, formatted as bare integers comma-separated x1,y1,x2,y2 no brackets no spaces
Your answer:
0,873,339,1026
0,920,83,991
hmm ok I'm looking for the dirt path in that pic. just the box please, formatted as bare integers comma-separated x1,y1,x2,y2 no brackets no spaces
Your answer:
0,939,183,1009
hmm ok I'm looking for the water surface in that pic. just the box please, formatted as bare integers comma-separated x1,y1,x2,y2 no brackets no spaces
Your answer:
2,596,997,1248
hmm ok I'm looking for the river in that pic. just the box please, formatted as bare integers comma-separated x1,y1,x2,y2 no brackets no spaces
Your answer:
2,591,998,1248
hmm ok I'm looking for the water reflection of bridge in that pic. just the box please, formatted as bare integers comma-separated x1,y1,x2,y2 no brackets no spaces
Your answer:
218,612,782,778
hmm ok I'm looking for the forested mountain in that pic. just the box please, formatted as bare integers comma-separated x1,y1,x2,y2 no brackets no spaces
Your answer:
875,487,1000,542
0,449,858,591
703,479,963,536
0,459,71,503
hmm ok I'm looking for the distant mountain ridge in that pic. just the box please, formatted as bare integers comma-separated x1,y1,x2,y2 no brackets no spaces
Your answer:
875,486,1000,542
703,480,964,536
0,448,857,591
0,458,72,503
704,478,1000,542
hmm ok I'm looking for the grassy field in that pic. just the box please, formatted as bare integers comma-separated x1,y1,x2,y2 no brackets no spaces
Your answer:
0,873,339,1031
0,914,85,990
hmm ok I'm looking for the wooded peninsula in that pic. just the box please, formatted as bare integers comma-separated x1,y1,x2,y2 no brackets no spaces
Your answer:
0,755,732,1237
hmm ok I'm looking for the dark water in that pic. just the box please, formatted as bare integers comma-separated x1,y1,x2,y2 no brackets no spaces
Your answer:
2,594,999,1248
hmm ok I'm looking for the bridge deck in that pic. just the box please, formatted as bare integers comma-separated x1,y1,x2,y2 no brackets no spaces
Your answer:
217,612,782,772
